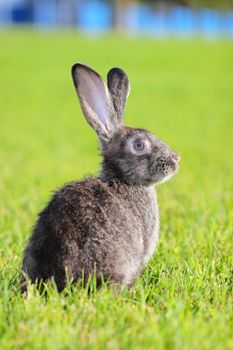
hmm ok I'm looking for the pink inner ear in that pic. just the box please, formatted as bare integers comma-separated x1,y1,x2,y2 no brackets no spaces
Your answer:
78,69,109,125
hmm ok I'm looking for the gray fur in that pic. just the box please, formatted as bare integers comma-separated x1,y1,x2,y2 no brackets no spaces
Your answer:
21,64,180,292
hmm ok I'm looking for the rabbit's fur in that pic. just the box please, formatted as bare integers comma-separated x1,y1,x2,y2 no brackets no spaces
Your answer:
21,63,180,292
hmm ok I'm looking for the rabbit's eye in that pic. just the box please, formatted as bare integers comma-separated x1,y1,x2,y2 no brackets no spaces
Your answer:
133,140,145,152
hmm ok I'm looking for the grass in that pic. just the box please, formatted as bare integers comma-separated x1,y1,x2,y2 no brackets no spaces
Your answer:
0,29,232,350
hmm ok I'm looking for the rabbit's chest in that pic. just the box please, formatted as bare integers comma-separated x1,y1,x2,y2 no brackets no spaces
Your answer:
122,186,159,265
142,189,159,265
139,187,159,265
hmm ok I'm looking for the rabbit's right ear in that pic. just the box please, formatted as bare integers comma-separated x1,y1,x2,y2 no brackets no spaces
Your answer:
107,68,130,125
72,63,117,141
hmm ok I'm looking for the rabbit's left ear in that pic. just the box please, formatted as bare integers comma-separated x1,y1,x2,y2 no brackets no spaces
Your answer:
72,63,117,141
107,68,130,125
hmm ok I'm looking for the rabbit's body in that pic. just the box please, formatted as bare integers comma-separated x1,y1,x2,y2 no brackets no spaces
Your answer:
22,63,180,291
23,178,158,290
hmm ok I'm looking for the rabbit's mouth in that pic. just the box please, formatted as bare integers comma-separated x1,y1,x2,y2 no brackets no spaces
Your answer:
149,156,180,185
154,166,178,185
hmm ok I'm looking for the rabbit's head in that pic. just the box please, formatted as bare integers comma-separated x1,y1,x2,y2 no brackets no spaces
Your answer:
72,63,180,186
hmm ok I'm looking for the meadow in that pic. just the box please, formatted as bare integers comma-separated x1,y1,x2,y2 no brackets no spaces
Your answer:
0,29,232,349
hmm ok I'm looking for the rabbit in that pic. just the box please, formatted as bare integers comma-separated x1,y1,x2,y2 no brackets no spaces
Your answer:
21,63,180,292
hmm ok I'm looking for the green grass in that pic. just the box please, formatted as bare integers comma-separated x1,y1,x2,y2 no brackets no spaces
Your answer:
0,29,232,350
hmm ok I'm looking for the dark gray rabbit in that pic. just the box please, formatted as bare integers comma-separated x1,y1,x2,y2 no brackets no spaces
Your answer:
21,63,180,292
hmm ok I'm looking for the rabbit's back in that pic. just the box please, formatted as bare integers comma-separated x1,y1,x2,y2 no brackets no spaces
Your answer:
22,177,158,290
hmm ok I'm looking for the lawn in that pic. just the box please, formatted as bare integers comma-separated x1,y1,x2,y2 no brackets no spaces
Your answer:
0,29,232,350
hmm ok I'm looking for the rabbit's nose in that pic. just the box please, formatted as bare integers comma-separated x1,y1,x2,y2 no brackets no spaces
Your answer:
172,153,181,162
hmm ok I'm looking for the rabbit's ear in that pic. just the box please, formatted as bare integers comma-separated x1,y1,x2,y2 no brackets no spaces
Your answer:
72,63,117,141
107,68,130,125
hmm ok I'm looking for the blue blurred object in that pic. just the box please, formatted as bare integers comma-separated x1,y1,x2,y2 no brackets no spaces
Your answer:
137,4,153,33
0,4,12,25
76,0,112,33
199,9,221,38
12,3,33,24
33,0,57,27
227,12,233,37
168,6,196,37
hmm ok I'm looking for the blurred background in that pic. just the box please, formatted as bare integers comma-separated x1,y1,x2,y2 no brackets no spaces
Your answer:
0,0,233,37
